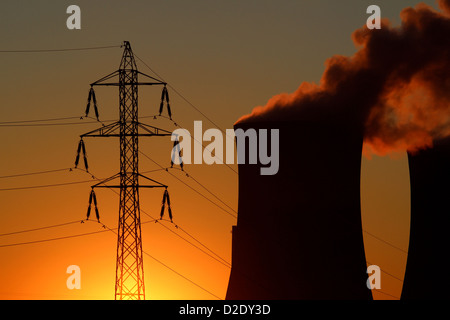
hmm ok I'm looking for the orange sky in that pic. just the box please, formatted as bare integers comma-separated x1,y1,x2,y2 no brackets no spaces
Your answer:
0,0,441,300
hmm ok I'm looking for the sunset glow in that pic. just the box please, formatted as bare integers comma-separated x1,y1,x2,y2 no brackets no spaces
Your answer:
1,0,447,301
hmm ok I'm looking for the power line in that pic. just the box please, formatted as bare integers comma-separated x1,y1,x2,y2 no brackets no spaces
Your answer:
0,166,163,181
329,208,407,283
0,165,407,258
136,183,233,268
0,219,158,243
102,223,222,300
0,167,404,299
134,53,226,133
139,153,411,278
176,225,231,267
0,116,170,128
0,179,93,191
139,151,237,218
326,198,409,257
0,216,399,300
365,261,403,299
373,289,400,300
367,261,404,283
146,220,231,269
0,169,167,193
0,168,407,286
364,230,408,254
141,168,168,175
182,168,237,214
76,167,232,268
0,220,82,237
142,206,232,268
0,116,118,128
0,116,81,124
1,126,405,296
2,45,406,300
0,121,102,127
0,45,121,53
379,269,404,283
0,114,164,126
0,167,73,179
0,111,238,178
0,215,401,299
150,168,235,266
143,249,223,300
12,121,408,279
0,228,109,248
0,219,160,247
134,53,238,175
0,218,222,299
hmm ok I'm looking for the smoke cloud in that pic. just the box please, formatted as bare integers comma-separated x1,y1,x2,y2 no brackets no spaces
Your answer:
237,0,450,156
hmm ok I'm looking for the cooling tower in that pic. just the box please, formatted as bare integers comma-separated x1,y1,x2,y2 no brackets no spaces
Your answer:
401,137,450,300
226,118,372,300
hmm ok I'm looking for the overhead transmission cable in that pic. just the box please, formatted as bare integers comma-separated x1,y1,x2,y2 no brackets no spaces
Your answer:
0,164,407,282
0,121,104,127
1,45,404,299
74,167,232,268
139,151,237,218
0,167,405,265
0,167,73,179
0,179,94,191
0,220,83,237
0,116,81,124
0,219,222,299
0,45,121,53
101,223,223,300
0,228,109,248
134,53,226,133
134,53,238,175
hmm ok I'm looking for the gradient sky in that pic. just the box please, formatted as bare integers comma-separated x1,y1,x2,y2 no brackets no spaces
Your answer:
0,0,440,300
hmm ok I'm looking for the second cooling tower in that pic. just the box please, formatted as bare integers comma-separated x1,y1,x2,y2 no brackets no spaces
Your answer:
226,119,372,299
401,137,450,300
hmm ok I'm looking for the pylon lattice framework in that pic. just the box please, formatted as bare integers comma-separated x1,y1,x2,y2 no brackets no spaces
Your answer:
75,41,174,300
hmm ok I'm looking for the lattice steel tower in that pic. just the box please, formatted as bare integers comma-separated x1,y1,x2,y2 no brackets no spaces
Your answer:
75,41,173,300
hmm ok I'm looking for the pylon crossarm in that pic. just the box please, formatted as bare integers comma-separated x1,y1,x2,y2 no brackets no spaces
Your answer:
93,185,165,189
81,121,172,137
90,173,121,189
88,173,167,189
93,82,167,86
90,70,120,86
80,121,121,138
136,71,166,85
137,122,172,136
138,173,168,188
90,69,166,87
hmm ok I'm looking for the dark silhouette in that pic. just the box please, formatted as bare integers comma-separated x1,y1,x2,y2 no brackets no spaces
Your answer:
401,137,450,300
227,1,450,300
226,119,372,300
75,41,173,300
236,2,450,157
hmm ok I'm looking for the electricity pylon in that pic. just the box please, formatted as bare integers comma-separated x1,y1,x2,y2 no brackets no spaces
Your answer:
75,41,174,300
